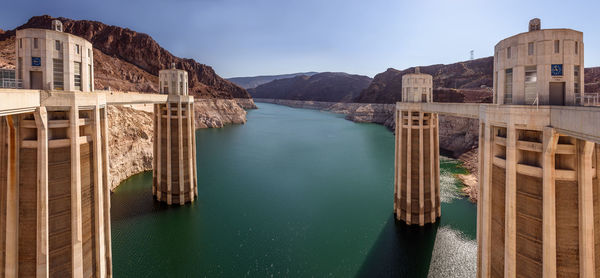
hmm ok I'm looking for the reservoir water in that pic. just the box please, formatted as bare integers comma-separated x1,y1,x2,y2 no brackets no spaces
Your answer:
111,103,477,277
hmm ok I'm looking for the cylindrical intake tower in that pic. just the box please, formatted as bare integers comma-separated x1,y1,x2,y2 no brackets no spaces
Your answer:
153,64,197,205
394,68,440,226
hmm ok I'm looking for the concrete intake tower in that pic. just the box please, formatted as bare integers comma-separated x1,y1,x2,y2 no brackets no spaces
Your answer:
152,64,198,205
394,67,441,226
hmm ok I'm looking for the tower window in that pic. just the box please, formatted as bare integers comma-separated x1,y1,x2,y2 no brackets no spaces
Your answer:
524,66,537,104
55,40,61,51
76,44,80,54
507,47,511,59
89,64,92,91
528,42,534,56
19,38,22,48
504,69,513,104
575,41,578,54
53,59,64,90
34,38,38,49
554,40,560,53
74,61,82,90
88,48,91,57
574,65,581,103
17,58,22,80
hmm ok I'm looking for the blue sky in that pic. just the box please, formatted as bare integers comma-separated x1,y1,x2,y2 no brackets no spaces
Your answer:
1,0,598,78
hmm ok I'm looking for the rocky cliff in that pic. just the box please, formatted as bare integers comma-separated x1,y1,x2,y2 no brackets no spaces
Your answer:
229,72,318,89
1,15,251,99
585,67,600,93
107,106,154,190
356,57,600,104
355,57,495,104
249,72,372,102
194,99,249,128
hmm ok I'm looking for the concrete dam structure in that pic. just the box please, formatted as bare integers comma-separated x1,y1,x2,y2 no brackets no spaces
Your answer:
0,21,197,277
395,19,600,277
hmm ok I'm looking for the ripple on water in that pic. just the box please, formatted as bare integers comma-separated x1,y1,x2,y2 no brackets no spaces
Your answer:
427,226,477,278
439,157,466,204
429,157,477,277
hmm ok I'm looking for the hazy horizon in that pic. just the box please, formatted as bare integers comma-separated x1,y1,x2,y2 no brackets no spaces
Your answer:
1,0,599,78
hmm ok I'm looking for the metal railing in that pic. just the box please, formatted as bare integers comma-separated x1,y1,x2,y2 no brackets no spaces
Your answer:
0,79,23,89
577,93,600,106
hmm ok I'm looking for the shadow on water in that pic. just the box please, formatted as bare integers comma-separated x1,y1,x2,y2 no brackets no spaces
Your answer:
110,171,171,222
356,214,439,278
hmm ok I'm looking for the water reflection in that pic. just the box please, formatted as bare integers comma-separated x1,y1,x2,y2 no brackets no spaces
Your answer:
357,214,438,277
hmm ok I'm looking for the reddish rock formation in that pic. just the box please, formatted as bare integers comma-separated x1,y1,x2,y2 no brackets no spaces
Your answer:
249,72,372,102
355,57,494,104
356,57,600,104
585,67,600,94
1,15,250,99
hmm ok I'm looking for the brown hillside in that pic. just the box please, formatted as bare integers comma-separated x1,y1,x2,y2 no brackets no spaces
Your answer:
0,15,249,99
357,57,600,104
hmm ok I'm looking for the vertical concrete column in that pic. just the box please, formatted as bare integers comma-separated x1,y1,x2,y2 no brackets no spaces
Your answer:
406,111,412,224
394,109,399,213
34,107,49,278
100,107,112,277
92,106,106,277
152,104,158,196
178,102,184,205
504,125,517,277
477,122,485,278
156,105,162,201
187,102,194,202
0,117,5,277
69,105,84,278
480,122,493,277
166,103,172,205
418,112,424,226
395,109,403,218
191,102,198,197
434,114,441,217
429,113,436,223
542,127,558,278
4,115,18,277
578,140,595,277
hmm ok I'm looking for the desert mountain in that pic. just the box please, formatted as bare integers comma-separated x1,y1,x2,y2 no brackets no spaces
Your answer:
356,57,600,104
229,72,318,89
249,72,372,102
0,15,250,99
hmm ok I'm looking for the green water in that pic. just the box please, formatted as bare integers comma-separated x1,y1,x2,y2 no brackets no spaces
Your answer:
111,103,477,277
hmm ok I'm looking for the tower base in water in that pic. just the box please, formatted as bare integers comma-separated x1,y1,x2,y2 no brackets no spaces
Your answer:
394,104,441,226
152,95,197,205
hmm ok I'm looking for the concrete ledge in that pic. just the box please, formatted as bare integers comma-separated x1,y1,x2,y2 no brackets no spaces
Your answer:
396,102,481,119
396,102,600,144
104,91,168,105
0,89,41,116
550,106,600,144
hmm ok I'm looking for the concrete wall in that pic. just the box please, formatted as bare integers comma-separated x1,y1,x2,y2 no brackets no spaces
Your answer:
494,28,584,105
16,28,94,92
402,73,433,103
158,69,188,95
